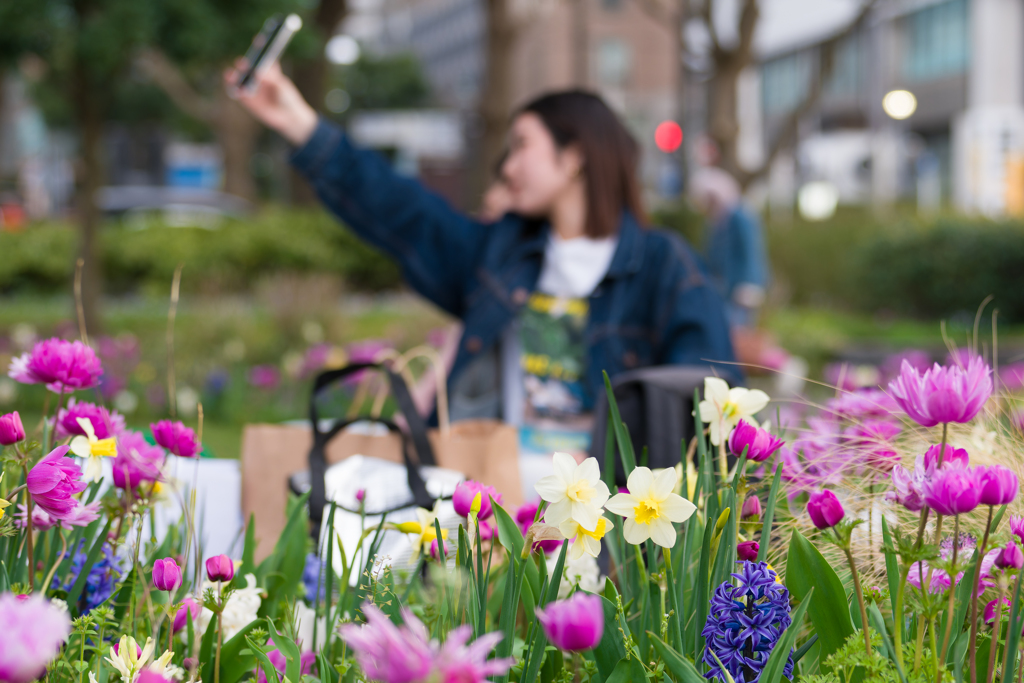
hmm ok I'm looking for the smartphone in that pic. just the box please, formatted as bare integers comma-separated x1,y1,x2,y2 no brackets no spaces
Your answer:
235,13,303,94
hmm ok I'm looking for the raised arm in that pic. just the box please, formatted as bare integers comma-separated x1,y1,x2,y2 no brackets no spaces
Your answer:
225,61,487,317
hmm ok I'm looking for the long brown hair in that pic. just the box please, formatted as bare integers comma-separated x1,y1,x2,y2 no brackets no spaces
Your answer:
519,90,647,238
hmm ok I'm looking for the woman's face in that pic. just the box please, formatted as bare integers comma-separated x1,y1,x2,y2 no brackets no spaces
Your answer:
502,113,582,217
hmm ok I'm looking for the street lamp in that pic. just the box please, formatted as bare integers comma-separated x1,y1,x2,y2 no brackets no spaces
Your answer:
882,90,917,120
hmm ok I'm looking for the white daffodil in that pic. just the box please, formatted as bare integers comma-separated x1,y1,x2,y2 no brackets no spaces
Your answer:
105,635,155,683
535,453,609,533
605,466,697,548
69,417,117,482
558,515,611,560
697,377,770,446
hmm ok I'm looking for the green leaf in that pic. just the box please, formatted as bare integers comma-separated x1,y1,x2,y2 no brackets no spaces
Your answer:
246,635,280,683
590,591,627,682
259,492,310,620
693,507,716,659
1002,571,1024,683
492,497,525,559
217,620,264,683
756,463,783,563
649,633,705,683
267,618,303,683
238,513,258,578
760,587,813,683
784,530,854,667
66,519,113,613
604,371,636,476
606,659,633,683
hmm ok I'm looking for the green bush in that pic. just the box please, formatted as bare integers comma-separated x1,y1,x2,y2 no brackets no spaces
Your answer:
0,208,402,295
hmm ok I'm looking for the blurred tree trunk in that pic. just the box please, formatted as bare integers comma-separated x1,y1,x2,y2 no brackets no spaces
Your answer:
476,0,519,207
136,48,260,202
571,0,588,86
705,0,758,182
73,60,103,335
291,0,348,206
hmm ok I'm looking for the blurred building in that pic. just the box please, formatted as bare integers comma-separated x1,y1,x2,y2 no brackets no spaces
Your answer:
749,0,1024,217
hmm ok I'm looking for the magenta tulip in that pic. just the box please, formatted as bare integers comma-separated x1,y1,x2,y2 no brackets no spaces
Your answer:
888,357,992,428
0,593,72,683
996,542,1024,570
452,480,501,520
515,501,561,554
924,467,982,516
173,598,201,634
8,338,103,393
742,496,762,520
923,443,969,471
536,592,604,651
978,465,1019,506
0,412,25,446
339,603,434,683
807,489,845,529
1013,516,1024,545
112,431,165,490
985,597,1011,624
205,554,234,582
56,399,124,440
150,420,200,458
737,541,759,562
136,672,172,683
152,558,182,592
27,446,87,519
728,419,785,462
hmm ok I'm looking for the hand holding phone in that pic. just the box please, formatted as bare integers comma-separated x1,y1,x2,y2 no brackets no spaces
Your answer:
232,14,303,96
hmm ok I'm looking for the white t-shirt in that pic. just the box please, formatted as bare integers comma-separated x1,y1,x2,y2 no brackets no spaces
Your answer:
536,234,617,298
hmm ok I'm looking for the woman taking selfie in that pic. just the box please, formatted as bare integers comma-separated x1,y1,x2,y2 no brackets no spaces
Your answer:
226,62,735,474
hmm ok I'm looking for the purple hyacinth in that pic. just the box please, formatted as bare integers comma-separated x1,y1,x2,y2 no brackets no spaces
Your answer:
52,541,125,613
702,561,794,683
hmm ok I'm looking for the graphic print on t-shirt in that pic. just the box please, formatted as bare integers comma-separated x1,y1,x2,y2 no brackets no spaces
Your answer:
519,292,593,455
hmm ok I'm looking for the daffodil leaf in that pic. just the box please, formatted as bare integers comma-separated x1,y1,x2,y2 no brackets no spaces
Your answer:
649,633,705,683
785,530,852,668
246,635,280,683
759,587,813,683
491,496,525,559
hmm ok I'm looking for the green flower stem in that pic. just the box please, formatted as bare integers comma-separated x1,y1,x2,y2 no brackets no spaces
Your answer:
986,592,1004,683
930,616,939,674
893,563,912,674
970,505,995,683
936,514,962,683
914,616,925,672
214,584,224,683
841,541,872,655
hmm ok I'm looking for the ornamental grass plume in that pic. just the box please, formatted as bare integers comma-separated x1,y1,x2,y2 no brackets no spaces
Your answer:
150,420,200,458
702,562,794,683
535,592,604,651
888,356,992,428
8,338,103,393
0,593,72,683
338,603,435,683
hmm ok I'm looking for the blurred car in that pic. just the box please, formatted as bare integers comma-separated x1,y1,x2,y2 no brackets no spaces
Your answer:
95,185,254,229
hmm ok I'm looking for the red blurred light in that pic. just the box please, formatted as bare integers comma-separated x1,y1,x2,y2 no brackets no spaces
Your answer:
654,121,683,153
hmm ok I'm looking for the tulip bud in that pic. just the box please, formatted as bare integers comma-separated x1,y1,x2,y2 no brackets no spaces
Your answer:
741,496,762,520
978,465,1019,507
205,554,235,582
152,557,183,592
0,411,25,446
536,592,604,651
728,419,785,463
453,480,500,520
997,542,1024,570
355,489,366,503
737,541,759,562
807,489,845,529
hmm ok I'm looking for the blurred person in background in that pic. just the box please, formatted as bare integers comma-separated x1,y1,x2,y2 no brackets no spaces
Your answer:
479,151,514,223
226,61,735,487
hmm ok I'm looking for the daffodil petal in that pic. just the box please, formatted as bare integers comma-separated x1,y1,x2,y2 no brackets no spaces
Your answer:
575,457,601,485
649,518,677,548
534,474,567,503
604,493,638,516
660,494,698,523
704,377,730,406
622,517,648,545
626,467,655,499
590,480,610,508
652,467,678,499
69,436,91,458
571,500,599,532
552,452,577,481
735,388,770,416
559,520,581,539
544,498,572,527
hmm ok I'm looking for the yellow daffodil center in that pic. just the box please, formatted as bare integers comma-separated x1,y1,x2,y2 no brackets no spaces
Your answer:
634,498,662,525
721,400,740,420
566,480,593,503
765,563,783,584
578,517,610,541
91,437,117,458
0,498,9,520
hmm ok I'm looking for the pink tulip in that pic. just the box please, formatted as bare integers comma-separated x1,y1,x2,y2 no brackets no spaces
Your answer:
434,626,514,683
888,357,992,427
923,444,969,471
924,467,982,516
0,593,72,683
56,399,124,440
339,603,435,683
0,412,25,446
536,592,604,651
515,501,561,553
1012,516,1024,545
728,419,785,462
205,555,234,582
737,541,759,562
137,672,171,683
977,465,1019,506
997,542,1024,570
452,480,501,520
173,598,201,634
152,558,182,592
27,446,87,518
151,420,200,458
8,338,103,393
807,489,844,529
985,597,1011,624
112,431,165,490
741,496,762,520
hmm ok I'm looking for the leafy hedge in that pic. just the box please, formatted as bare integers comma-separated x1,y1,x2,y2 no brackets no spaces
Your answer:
0,208,402,295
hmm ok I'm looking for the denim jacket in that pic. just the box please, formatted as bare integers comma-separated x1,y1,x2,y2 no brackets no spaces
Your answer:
290,118,738,417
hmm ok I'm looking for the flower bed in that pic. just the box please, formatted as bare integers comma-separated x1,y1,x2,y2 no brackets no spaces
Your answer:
0,331,1022,683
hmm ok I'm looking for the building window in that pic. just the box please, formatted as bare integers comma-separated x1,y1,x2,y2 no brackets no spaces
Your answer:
904,0,968,82
825,33,861,98
595,38,631,87
762,51,813,117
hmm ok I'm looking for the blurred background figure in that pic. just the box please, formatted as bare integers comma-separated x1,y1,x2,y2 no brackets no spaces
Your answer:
689,166,768,330
479,152,513,223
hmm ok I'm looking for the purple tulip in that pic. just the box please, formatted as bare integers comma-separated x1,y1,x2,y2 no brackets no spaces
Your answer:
536,592,604,651
27,446,87,519
453,480,501,520
515,501,561,553
206,554,234,582
0,411,25,446
985,597,1011,624
112,431,165,490
151,420,200,458
807,490,845,529
173,598,201,634
1012,516,1024,545
888,357,992,428
737,541,760,561
339,602,435,683
977,465,1019,506
728,420,785,462
0,593,72,683
924,467,982,516
152,558,182,592
923,444,969,471
741,496,762,520
996,542,1024,570
8,338,103,393
55,399,124,440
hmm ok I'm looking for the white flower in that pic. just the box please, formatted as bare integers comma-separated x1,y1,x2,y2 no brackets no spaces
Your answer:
698,377,770,446
535,453,610,532
604,467,697,548
69,417,117,482
105,635,155,683
558,516,611,561
198,574,262,640
558,550,603,599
